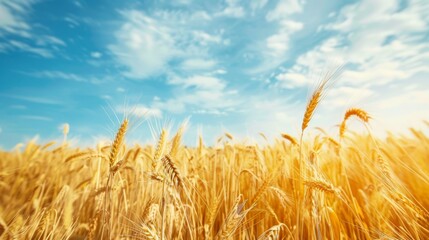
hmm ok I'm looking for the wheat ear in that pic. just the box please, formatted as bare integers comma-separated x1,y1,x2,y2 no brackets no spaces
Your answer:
161,155,183,188
304,178,339,195
281,133,298,146
250,175,274,205
108,118,128,168
215,195,250,239
339,108,370,138
153,129,166,170
170,126,184,157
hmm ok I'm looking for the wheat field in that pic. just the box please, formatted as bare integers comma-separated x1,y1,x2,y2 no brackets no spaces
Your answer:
1,99,429,239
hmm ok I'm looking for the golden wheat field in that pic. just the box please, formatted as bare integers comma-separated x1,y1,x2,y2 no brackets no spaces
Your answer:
1,92,429,240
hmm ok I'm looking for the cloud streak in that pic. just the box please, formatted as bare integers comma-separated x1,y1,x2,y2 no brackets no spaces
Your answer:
1,94,63,105
0,0,66,58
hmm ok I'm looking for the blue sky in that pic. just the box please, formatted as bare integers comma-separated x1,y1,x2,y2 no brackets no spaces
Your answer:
0,0,428,149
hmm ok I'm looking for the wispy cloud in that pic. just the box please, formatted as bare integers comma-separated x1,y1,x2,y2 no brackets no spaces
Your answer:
31,70,86,82
64,16,80,28
265,20,303,57
35,35,66,47
0,0,66,57
168,75,226,90
248,0,304,74
1,40,54,58
324,86,374,108
181,58,217,71
0,0,33,36
74,1,83,8
216,0,245,18
266,0,303,21
29,70,114,84
276,0,429,89
1,94,62,105
20,115,53,121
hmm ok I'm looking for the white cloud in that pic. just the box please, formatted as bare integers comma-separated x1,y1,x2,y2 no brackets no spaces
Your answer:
168,75,226,91
266,20,303,56
192,30,223,46
266,0,303,21
91,51,102,58
249,0,304,74
216,0,245,18
250,0,268,11
154,75,238,114
176,89,238,111
193,109,227,115
191,11,212,21
153,99,186,114
212,69,227,75
173,0,193,5
276,71,307,88
101,95,111,100
324,86,374,108
363,87,429,137
117,104,162,118
374,89,429,110
181,58,217,71
109,11,177,79
238,95,302,143
218,6,245,18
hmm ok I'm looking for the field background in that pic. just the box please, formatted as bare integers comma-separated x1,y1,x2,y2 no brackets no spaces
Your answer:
1,113,428,239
